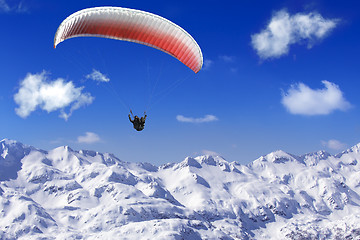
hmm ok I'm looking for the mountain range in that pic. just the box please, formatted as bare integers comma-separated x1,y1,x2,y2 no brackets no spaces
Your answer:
1,138,360,239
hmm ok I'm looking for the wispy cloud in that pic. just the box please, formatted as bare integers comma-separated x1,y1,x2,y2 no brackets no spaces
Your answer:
86,69,110,83
202,59,214,71
201,150,221,156
0,0,27,13
321,139,347,151
202,56,236,71
14,71,94,120
251,10,339,59
219,55,235,62
176,114,218,123
281,80,351,115
77,132,100,144
0,0,10,12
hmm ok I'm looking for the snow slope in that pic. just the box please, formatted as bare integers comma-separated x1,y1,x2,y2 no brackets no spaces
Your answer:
1,138,360,239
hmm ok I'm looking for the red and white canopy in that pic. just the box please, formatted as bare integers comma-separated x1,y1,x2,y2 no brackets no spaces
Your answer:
54,7,203,73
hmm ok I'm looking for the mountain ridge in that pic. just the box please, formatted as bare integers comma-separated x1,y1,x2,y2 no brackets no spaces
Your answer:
1,138,360,239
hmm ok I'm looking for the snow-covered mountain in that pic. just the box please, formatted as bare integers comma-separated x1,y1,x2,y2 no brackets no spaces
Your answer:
1,139,360,240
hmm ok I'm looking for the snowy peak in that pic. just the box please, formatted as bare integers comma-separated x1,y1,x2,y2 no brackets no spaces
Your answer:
249,150,303,171
44,146,123,172
251,149,335,169
301,150,332,166
78,149,121,166
180,157,202,168
302,150,331,160
347,143,360,153
263,150,301,164
195,154,228,166
176,155,236,173
1,138,360,239
0,139,33,181
336,143,360,159
0,138,30,153
1,138,17,146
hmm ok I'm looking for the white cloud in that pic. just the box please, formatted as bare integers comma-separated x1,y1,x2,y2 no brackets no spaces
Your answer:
0,0,10,12
281,80,351,115
86,69,110,82
219,55,235,62
202,150,221,157
202,59,214,71
251,10,339,59
77,132,100,144
176,114,218,123
14,71,94,120
321,139,347,151
0,0,27,13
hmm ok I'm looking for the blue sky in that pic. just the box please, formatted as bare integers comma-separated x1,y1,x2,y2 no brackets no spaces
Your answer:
1,0,360,165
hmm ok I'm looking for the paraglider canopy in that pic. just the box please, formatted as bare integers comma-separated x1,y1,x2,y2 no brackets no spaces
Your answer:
54,6,203,73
